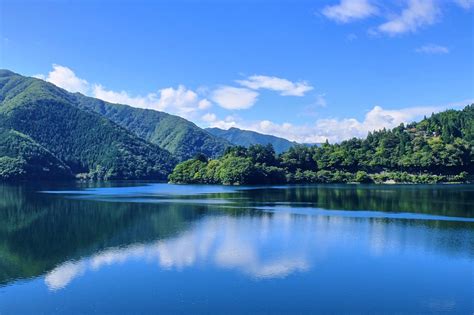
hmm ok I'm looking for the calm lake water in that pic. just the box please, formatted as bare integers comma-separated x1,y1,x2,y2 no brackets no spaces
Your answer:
0,183,473,314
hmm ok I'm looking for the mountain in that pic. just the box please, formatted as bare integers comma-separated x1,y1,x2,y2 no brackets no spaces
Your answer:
206,127,297,153
0,70,175,180
75,95,231,161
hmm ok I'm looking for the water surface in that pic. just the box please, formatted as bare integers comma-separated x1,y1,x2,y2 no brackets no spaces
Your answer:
1,183,473,313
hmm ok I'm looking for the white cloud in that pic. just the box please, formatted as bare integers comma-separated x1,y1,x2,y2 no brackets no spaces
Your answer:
207,115,239,129
211,86,259,110
236,75,313,96
92,84,159,109
415,44,450,54
92,84,210,119
323,1,471,36
204,102,470,143
311,105,444,142
201,113,217,122
322,0,378,23
376,0,439,35
198,99,212,110
34,64,90,94
35,64,211,119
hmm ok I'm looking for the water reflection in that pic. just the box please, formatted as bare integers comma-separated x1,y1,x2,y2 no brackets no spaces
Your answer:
38,209,473,291
45,183,474,218
1,183,473,313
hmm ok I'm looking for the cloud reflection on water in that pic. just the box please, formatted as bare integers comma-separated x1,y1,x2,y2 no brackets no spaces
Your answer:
44,213,316,290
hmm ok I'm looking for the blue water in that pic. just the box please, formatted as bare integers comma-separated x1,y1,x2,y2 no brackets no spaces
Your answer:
0,183,473,313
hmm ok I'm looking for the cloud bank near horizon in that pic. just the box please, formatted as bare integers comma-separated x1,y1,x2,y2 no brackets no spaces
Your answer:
34,64,470,143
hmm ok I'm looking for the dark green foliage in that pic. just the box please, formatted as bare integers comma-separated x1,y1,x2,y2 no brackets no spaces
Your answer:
170,144,286,185
168,159,208,184
170,105,473,185
76,95,231,161
206,127,298,154
0,70,176,180
0,128,72,180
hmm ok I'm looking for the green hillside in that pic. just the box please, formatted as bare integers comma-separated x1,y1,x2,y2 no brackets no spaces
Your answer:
206,127,297,154
0,128,73,180
0,70,175,180
75,95,231,161
170,105,474,185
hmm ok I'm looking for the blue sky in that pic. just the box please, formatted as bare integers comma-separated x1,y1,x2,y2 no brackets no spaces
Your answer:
1,0,473,142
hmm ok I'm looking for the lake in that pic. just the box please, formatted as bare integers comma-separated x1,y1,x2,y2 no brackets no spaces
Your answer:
0,182,473,314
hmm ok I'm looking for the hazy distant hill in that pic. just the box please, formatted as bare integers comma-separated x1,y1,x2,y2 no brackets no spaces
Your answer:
206,127,297,153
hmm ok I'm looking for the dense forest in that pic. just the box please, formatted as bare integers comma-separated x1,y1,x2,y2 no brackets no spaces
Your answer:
169,105,473,184
206,127,298,154
0,128,73,180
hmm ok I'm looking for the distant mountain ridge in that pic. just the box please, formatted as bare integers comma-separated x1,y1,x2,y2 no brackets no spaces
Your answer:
206,127,298,153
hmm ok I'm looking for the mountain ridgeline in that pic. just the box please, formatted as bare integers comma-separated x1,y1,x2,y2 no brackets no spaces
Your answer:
206,127,298,154
0,70,229,180
170,105,474,185
75,95,231,161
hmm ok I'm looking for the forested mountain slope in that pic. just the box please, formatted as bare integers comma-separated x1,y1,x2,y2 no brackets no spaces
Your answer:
0,128,73,180
0,70,175,180
206,127,297,154
75,95,230,161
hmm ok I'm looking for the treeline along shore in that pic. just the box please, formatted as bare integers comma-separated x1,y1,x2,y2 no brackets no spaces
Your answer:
169,105,473,185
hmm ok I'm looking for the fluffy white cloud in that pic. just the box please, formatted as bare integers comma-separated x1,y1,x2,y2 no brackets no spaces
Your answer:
93,84,210,119
201,112,217,122
92,84,159,108
211,86,259,110
198,99,212,110
34,64,90,94
236,75,313,96
206,115,240,129
35,64,211,119
205,103,468,143
322,0,378,23
376,0,439,35
415,44,449,54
